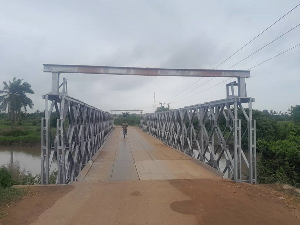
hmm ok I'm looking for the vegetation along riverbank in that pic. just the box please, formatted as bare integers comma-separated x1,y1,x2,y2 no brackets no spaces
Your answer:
0,112,42,146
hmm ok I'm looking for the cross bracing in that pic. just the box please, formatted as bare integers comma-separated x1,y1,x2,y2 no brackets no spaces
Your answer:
140,97,256,183
41,79,113,184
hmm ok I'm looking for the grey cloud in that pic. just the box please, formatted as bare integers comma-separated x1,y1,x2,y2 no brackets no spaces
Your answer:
0,0,299,113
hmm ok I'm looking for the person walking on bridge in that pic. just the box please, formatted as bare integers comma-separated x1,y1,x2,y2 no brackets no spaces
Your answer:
122,121,128,138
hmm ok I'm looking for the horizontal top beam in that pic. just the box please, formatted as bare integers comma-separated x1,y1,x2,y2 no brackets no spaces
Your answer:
110,110,143,112
44,64,250,78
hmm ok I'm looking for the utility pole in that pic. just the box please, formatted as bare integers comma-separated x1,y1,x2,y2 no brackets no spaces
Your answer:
153,92,156,113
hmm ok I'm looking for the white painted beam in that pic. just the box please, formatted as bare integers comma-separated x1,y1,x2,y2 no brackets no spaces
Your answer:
44,64,250,78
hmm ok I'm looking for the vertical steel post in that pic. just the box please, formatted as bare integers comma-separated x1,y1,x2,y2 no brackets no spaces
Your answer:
253,120,257,183
199,108,204,161
248,101,253,183
237,119,242,181
211,107,215,166
41,95,50,184
238,77,247,97
52,72,60,94
233,100,238,182
41,117,44,184
60,98,66,183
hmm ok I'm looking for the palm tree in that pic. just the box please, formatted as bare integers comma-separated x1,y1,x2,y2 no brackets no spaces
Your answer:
0,77,34,122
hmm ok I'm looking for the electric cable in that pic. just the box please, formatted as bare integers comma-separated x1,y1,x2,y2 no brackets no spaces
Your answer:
167,77,213,102
168,3,300,106
166,77,203,102
249,43,300,70
214,3,300,69
172,43,300,105
228,23,300,69
172,77,232,104
165,4,300,105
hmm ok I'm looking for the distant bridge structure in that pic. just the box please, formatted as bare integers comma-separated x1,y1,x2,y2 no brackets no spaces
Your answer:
41,64,256,184
110,109,143,114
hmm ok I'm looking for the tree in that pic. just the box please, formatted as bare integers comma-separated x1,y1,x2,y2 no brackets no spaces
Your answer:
289,105,300,124
0,77,34,122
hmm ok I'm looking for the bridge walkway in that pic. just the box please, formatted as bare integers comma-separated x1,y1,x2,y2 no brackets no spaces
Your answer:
31,127,299,225
82,127,218,182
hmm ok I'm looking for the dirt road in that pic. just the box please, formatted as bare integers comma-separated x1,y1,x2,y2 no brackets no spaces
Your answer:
2,127,299,225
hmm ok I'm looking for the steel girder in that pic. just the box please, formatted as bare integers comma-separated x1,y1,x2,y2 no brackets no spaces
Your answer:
140,97,256,183
41,94,113,184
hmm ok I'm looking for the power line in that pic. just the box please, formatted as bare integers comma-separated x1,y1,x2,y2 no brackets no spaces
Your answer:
169,78,213,102
174,43,300,104
172,77,232,104
166,77,203,102
249,43,300,70
214,3,300,69
228,23,300,69
172,43,300,104
173,43,300,104
166,3,300,106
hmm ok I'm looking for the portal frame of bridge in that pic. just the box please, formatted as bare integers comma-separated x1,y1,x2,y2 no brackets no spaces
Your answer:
42,64,255,184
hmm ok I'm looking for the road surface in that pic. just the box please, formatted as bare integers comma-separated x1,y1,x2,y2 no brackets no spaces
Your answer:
3,127,299,225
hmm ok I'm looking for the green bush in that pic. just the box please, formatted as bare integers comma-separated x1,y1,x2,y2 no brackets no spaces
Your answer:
258,134,300,187
1,128,29,137
0,134,40,146
19,173,39,185
114,113,140,126
0,167,14,188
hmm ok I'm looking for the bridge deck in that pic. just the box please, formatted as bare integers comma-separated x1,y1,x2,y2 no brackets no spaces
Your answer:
31,127,299,225
81,127,219,182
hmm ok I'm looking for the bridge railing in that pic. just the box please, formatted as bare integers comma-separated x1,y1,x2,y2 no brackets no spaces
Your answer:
140,97,256,183
41,79,113,184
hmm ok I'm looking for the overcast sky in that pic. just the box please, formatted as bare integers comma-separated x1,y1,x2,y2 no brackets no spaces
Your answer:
1,0,299,114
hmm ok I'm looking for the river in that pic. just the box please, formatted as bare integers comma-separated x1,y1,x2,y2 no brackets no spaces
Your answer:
0,146,41,176
0,145,261,180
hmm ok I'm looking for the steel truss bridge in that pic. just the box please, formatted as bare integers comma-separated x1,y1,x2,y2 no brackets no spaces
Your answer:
110,110,143,114
41,64,256,184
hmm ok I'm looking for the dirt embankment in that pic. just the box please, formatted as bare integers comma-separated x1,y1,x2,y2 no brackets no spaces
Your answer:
0,185,73,225
1,180,300,225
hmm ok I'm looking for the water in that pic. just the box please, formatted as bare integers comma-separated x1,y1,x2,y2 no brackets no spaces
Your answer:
0,145,261,179
0,146,41,176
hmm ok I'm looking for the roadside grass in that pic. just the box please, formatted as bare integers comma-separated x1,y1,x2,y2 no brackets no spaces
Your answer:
0,186,28,208
0,187,29,223
0,167,29,221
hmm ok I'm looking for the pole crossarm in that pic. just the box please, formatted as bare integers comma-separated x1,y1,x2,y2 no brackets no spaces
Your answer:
140,97,257,183
43,64,250,78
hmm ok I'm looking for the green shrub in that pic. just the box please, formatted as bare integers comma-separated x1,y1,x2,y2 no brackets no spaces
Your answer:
19,173,40,185
258,134,300,188
114,113,140,126
0,134,40,146
1,128,29,137
17,170,56,185
0,167,14,188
